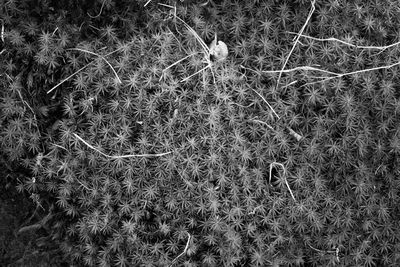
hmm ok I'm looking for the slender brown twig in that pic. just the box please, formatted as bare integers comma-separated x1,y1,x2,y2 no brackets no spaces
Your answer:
287,31,400,51
269,162,296,202
73,133,172,158
170,232,191,267
275,0,316,90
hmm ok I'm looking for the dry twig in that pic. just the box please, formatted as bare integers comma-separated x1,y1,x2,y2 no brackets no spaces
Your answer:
251,88,280,120
69,48,122,84
287,31,400,51
303,60,400,86
158,3,217,83
1,19,4,42
144,0,152,7
47,43,135,95
47,64,90,94
170,232,191,267
251,119,274,130
260,65,339,76
88,0,107,18
269,162,296,202
307,242,340,262
276,0,316,89
73,133,172,158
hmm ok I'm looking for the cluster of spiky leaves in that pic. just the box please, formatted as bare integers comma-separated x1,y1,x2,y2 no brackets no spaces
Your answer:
1,0,400,266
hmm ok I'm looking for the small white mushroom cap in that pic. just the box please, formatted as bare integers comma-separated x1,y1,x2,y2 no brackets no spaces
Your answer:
209,33,228,62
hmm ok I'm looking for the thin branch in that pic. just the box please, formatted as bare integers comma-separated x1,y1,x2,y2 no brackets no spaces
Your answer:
170,232,191,267
69,48,122,84
175,16,210,54
303,59,400,86
284,175,296,202
18,209,53,235
251,119,274,130
73,133,171,158
276,0,316,89
181,64,211,82
88,0,107,18
47,63,90,94
1,19,4,42
17,223,42,234
5,74,35,116
261,65,339,76
269,162,296,202
250,58,400,87
269,162,284,185
281,80,298,89
307,242,338,259
48,41,137,94
52,143,68,152
5,74,41,136
287,31,400,51
174,15,216,83
156,8,216,83
76,178,91,191
232,102,254,108
162,52,198,75
251,89,280,120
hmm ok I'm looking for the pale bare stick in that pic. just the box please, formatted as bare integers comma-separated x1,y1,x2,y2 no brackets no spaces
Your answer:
303,59,400,86
69,48,122,84
307,242,337,254
144,0,152,7
5,74,34,115
245,59,400,87
269,162,296,202
5,74,41,135
284,176,296,202
88,0,107,18
52,143,68,152
251,89,280,120
47,64,90,94
165,12,216,82
73,133,172,158
281,80,298,89
1,20,4,42
158,3,182,36
76,178,91,191
175,16,210,54
307,241,340,262
164,53,199,72
260,65,339,76
287,31,400,51
181,64,210,83
170,232,191,267
276,0,316,90
269,162,285,185
251,119,274,130
47,43,136,94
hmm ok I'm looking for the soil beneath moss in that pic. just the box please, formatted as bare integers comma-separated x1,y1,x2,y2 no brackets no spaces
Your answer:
0,157,66,267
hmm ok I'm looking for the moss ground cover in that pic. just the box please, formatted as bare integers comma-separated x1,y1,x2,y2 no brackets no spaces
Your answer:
1,0,400,266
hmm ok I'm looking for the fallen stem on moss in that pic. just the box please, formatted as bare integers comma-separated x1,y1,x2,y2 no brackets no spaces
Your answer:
269,162,296,202
251,88,280,120
73,133,172,158
276,0,316,90
69,48,122,84
47,63,90,94
287,31,400,51
88,0,107,18
170,232,191,267
303,60,400,86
